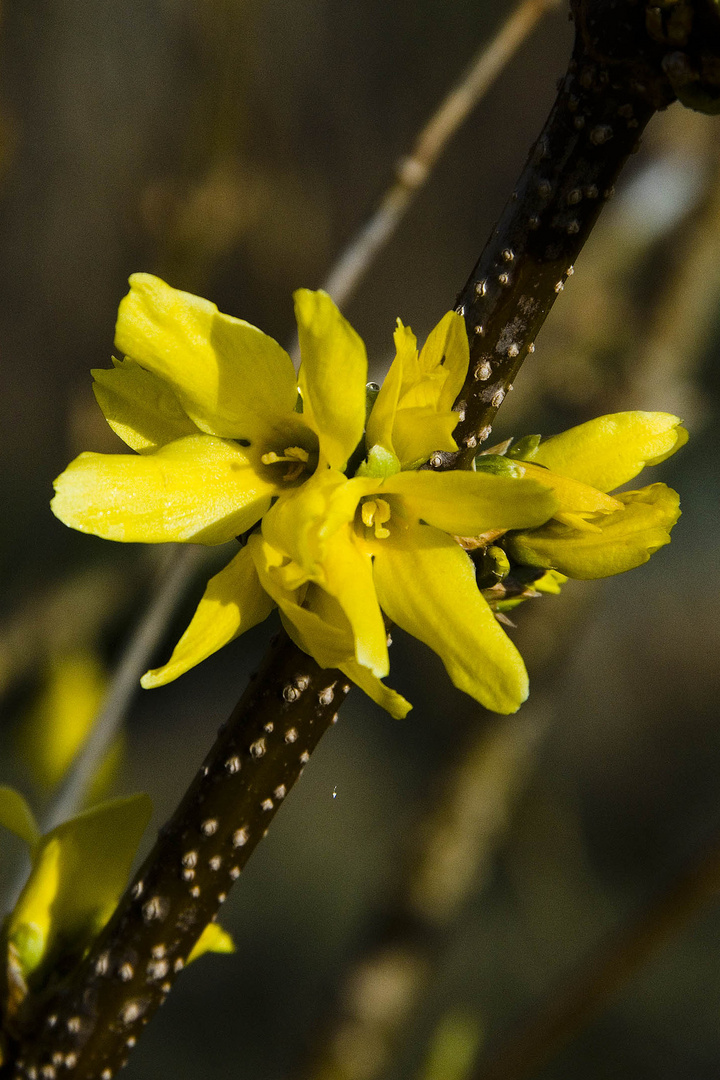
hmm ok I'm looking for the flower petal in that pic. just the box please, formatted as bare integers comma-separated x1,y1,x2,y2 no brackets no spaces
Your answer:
294,289,367,469
0,786,41,849
320,529,389,678
516,462,621,521
506,483,681,579
187,923,235,964
115,273,299,444
365,321,414,458
367,313,469,468
92,357,200,453
338,657,412,719
512,412,688,492
52,435,276,545
142,546,275,688
380,469,558,535
372,523,528,713
261,469,373,576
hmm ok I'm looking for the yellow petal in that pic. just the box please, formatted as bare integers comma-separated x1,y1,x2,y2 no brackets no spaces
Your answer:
379,469,558,535
261,469,373,576
320,529,389,678
515,412,688,492
365,321,414,457
92,357,200,453
372,523,528,714
187,923,235,964
250,534,355,668
0,786,41,849
115,273,299,444
9,795,151,982
142,546,275,688
517,462,622,519
294,289,367,469
415,309,468,412
368,313,469,468
19,653,106,790
338,657,412,719
506,483,681,579
52,435,276,545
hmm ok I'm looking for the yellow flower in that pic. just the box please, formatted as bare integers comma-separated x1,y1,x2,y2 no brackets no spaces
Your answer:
51,275,686,720
503,412,687,578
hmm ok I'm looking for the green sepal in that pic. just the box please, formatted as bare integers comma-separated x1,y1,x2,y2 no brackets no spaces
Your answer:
473,454,525,478
356,444,401,480
506,434,541,460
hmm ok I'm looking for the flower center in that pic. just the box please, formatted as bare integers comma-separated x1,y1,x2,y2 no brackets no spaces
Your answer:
261,446,310,482
361,497,392,539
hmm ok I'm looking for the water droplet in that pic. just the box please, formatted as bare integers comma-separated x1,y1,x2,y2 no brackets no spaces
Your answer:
332,787,338,799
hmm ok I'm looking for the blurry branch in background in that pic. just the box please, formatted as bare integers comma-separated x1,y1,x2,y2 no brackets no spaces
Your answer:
30,0,558,831
320,0,561,309
39,545,206,835
301,710,547,1080
471,828,720,1080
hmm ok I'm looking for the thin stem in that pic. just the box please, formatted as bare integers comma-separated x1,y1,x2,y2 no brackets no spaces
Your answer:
322,0,560,309
471,832,720,1080
41,546,208,835
7,635,349,1080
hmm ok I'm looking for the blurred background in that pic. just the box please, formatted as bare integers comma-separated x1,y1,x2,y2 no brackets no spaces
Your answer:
1,1,720,1078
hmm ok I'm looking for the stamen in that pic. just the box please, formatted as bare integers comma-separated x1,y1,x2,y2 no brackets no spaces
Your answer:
261,446,311,482
361,498,392,539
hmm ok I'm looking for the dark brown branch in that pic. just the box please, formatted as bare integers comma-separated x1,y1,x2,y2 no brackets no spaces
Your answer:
5,634,348,1080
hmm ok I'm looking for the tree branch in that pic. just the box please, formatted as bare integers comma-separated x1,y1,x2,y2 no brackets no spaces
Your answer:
5,635,349,1080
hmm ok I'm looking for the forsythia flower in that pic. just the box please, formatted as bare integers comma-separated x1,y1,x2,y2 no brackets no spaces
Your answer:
52,275,686,718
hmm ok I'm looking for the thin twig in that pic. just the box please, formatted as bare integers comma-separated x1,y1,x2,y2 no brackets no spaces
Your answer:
40,546,207,834
471,832,720,1080
321,0,561,309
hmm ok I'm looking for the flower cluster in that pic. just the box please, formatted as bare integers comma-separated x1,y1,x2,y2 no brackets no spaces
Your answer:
52,275,686,716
